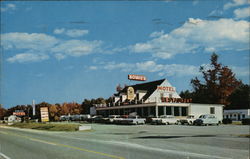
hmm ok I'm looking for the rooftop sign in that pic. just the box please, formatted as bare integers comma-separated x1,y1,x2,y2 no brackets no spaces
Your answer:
128,74,146,81
127,87,135,100
157,86,175,92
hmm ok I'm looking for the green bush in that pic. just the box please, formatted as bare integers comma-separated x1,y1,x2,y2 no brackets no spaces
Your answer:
222,118,232,124
242,118,250,125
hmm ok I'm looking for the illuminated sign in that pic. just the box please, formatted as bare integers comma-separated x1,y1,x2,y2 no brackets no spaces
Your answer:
40,107,49,122
161,97,192,103
157,86,175,92
127,87,135,100
128,74,146,81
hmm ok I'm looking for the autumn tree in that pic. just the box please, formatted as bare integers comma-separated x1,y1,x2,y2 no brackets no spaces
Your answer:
191,53,242,105
49,105,59,121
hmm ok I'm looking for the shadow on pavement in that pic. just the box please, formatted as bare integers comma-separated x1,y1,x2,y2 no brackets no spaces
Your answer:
136,135,217,139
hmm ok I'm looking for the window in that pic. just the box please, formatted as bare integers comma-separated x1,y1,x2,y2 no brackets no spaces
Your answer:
242,114,245,118
210,107,215,114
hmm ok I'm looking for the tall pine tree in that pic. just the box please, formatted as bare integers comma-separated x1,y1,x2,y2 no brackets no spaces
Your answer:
191,53,242,105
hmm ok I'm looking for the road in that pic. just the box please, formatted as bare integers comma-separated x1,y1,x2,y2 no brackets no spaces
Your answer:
0,124,249,159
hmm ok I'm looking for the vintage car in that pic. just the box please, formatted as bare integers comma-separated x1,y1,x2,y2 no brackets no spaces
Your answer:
119,115,146,125
178,115,196,125
155,115,179,125
193,114,219,126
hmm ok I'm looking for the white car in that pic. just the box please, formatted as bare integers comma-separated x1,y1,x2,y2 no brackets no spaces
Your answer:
119,116,146,125
194,114,219,126
157,115,178,125
179,115,196,125
107,115,122,123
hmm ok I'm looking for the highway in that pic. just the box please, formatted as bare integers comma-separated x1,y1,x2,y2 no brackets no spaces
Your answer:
0,124,249,159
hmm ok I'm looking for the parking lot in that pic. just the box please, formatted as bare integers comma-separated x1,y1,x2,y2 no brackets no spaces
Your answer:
1,123,249,159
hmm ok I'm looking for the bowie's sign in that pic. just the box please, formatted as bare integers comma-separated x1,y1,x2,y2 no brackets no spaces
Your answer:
157,86,175,92
128,74,146,81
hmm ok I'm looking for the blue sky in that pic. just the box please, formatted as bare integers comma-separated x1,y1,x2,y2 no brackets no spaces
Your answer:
1,0,249,108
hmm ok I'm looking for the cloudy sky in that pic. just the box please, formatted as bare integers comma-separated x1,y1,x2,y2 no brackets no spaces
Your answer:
1,0,249,108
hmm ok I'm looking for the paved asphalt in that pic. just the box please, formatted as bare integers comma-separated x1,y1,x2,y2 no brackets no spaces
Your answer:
0,124,249,159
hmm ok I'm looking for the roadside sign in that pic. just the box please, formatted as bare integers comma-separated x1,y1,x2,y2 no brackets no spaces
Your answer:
40,107,49,122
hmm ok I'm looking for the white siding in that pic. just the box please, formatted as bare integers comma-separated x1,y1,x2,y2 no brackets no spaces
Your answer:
189,104,224,121
148,79,180,103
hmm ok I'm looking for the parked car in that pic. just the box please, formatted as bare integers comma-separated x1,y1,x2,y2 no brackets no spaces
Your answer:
87,115,103,123
80,114,91,121
119,115,146,125
156,115,178,125
194,114,219,126
114,115,128,124
179,115,196,125
103,115,122,124
145,115,156,124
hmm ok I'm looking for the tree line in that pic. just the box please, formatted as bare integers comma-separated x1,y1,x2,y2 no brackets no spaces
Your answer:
0,98,107,121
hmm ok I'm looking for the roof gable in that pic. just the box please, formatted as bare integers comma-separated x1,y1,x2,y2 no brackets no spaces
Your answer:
119,79,165,100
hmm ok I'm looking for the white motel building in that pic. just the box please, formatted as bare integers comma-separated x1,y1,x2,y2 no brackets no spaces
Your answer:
96,78,224,121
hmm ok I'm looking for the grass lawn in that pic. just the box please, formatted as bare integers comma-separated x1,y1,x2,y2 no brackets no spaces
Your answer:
11,122,80,131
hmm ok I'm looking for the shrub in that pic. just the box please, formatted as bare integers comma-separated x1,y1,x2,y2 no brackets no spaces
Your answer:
241,118,250,125
222,118,232,124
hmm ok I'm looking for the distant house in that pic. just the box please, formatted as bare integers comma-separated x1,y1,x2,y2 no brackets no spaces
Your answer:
224,109,250,121
8,115,21,123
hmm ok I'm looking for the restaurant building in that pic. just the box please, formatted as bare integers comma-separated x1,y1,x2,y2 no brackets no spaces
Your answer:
96,78,224,121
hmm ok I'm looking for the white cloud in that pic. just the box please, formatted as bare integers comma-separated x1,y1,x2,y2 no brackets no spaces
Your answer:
7,53,49,63
54,28,65,34
1,4,16,12
89,66,98,70
223,0,250,10
234,7,250,19
1,32,59,51
53,28,89,37
209,9,223,16
150,30,165,38
51,40,102,58
130,18,249,59
99,61,200,77
2,31,103,62
65,29,89,37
